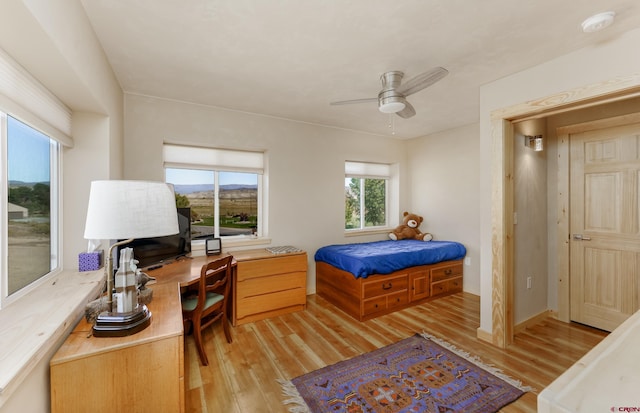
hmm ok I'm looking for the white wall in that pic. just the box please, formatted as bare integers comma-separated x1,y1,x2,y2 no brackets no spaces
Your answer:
123,94,408,292
0,1,123,411
513,119,548,324
479,27,640,333
406,123,480,295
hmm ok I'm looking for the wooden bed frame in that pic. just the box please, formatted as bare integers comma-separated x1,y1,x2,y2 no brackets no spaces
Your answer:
316,259,463,321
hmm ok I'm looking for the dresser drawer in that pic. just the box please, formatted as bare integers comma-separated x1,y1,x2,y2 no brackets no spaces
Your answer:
431,276,462,296
236,288,306,319
363,275,408,299
362,291,408,315
430,262,463,282
236,271,306,300
387,291,408,309
237,253,307,281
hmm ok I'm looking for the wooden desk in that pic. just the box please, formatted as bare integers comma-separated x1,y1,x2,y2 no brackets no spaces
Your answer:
49,255,223,413
50,282,184,413
50,249,306,412
147,250,308,326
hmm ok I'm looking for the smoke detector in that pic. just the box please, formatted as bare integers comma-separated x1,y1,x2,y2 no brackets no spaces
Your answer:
581,11,615,33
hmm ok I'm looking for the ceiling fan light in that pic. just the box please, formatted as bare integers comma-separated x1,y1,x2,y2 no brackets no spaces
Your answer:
379,101,405,113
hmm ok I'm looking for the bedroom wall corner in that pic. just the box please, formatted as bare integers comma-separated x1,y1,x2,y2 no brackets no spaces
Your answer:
406,122,481,296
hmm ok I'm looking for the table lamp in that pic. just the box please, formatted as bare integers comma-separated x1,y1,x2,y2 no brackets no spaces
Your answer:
83,180,179,337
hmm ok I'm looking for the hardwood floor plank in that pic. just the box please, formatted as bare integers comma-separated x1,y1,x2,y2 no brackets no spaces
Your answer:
184,292,607,412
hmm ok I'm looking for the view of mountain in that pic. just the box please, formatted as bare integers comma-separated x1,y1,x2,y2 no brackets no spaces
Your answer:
9,180,49,188
173,184,256,194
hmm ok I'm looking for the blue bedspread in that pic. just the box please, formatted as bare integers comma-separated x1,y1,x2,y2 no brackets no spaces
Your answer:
314,240,466,279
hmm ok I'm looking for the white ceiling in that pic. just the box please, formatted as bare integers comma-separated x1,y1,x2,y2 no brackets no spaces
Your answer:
80,0,640,139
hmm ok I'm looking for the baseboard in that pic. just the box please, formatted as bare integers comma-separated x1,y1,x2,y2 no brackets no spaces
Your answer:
476,327,492,343
514,309,553,334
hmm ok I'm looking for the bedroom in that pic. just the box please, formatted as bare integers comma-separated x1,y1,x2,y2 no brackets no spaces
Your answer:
0,0,640,412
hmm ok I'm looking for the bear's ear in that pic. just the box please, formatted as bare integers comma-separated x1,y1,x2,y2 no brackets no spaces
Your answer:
419,217,423,223
403,211,409,217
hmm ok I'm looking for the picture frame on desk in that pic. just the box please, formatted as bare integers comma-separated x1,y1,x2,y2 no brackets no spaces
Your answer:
206,238,222,255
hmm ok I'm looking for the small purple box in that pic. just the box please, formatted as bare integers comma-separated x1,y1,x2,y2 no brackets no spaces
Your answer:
79,250,104,272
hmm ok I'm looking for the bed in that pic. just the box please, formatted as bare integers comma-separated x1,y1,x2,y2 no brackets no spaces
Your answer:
315,240,466,321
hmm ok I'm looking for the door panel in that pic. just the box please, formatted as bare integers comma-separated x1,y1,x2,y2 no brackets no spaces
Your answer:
584,172,621,232
570,122,640,332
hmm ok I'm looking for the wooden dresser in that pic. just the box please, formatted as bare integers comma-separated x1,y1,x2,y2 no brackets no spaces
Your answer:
50,282,184,413
317,259,463,321
232,248,307,326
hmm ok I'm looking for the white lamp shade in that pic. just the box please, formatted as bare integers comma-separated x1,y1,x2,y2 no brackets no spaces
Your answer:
84,180,179,240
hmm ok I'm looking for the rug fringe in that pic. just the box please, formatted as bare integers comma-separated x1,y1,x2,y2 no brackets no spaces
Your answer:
277,378,311,413
419,332,534,393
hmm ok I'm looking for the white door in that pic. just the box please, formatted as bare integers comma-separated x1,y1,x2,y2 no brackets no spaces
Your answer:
569,121,640,332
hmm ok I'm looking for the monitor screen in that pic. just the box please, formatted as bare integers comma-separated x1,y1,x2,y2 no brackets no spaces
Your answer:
119,207,191,269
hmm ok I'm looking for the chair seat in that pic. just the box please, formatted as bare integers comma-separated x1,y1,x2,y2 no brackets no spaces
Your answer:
181,292,224,312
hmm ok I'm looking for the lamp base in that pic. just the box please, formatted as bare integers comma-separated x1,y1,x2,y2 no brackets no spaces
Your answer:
92,305,152,337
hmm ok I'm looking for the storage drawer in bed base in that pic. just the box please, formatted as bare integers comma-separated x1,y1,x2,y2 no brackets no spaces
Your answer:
316,259,464,321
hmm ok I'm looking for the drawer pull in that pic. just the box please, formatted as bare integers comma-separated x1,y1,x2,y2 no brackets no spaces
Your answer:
374,304,379,308
382,283,393,290
444,269,452,275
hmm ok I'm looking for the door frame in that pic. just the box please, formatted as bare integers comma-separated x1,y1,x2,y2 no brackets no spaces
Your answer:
556,112,640,324
489,75,640,348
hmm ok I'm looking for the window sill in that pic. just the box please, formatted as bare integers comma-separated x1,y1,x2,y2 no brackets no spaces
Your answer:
0,268,104,407
344,228,392,237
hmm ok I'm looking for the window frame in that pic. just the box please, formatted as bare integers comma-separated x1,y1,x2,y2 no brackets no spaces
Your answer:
163,143,266,244
344,161,391,232
1,113,62,307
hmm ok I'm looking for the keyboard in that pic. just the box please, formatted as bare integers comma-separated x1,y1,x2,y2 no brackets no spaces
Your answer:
265,245,302,255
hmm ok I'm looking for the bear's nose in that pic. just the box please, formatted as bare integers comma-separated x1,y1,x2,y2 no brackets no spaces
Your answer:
408,220,417,228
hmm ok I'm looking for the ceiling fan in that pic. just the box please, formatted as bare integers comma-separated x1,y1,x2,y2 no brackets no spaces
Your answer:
330,67,448,119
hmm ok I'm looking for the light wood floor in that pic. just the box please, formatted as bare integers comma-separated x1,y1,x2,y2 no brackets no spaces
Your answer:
184,292,608,412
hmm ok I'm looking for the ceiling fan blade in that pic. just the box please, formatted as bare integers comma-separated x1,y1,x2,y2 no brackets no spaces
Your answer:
396,67,448,96
396,101,416,119
330,97,378,106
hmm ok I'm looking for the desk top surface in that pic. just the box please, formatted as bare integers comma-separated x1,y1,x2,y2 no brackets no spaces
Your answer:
149,249,306,286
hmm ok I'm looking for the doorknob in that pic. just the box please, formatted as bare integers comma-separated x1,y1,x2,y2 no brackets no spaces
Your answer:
573,234,591,241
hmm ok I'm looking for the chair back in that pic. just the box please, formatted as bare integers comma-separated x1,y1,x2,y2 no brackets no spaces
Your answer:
195,255,232,312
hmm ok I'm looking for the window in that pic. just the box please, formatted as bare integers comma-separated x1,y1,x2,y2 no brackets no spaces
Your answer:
163,144,264,240
3,115,60,298
0,49,69,306
345,161,389,230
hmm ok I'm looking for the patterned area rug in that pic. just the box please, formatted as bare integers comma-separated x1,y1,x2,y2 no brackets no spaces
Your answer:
279,333,531,413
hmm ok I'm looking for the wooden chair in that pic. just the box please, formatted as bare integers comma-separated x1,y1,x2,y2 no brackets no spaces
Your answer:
181,255,233,365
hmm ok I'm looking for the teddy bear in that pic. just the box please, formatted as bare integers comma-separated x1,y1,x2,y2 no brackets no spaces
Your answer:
388,211,433,241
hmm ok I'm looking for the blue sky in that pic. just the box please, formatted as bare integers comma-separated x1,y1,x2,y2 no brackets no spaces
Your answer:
8,116,51,183
165,168,257,186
